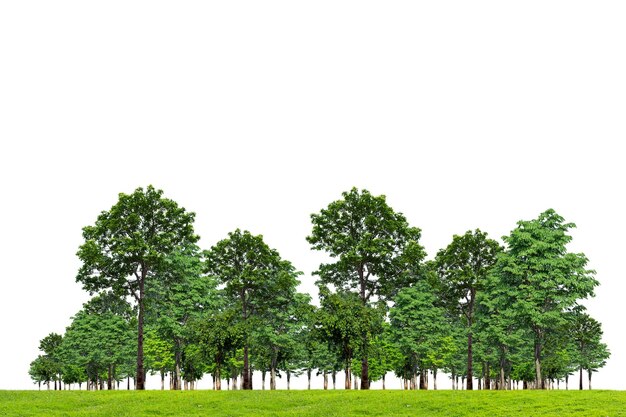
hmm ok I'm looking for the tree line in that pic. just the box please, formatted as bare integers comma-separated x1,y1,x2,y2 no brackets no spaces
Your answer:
29,186,609,391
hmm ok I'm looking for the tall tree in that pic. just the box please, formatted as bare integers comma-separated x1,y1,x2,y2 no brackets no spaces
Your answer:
307,187,425,389
76,185,198,389
497,209,598,389
205,229,301,390
435,229,501,390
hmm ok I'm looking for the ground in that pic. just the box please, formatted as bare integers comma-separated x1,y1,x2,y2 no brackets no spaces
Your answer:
1,389,625,416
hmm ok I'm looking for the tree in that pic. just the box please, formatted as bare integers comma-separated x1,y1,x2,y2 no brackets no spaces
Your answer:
58,293,136,390
29,355,57,390
252,292,312,390
76,185,198,389
190,307,243,390
145,244,218,390
307,187,425,389
568,308,610,390
38,333,63,390
435,229,501,390
205,229,301,390
316,287,384,389
143,329,174,390
389,280,449,390
497,209,598,389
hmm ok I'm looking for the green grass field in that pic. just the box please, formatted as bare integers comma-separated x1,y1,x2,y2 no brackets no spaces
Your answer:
1,390,624,416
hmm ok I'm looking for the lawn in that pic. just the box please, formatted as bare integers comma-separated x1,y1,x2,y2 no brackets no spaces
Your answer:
1,389,624,416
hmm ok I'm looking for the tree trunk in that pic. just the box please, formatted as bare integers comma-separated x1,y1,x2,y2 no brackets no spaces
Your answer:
107,364,113,390
287,370,291,390
323,371,328,390
262,370,266,390
345,365,351,390
360,355,370,389
216,366,222,391
358,264,370,390
419,371,426,390
467,330,473,390
332,371,336,389
433,368,438,390
579,367,583,390
270,366,276,390
307,369,312,389
565,374,569,390
382,373,386,390
173,344,182,390
534,337,543,389
499,359,506,390
588,370,592,390
136,266,147,390
485,362,490,390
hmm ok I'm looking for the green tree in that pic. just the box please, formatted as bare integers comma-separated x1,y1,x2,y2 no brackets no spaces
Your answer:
190,307,243,390
307,187,425,389
145,244,218,390
389,280,450,390
497,209,598,389
38,333,63,390
435,229,501,390
205,229,301,390
59,293,136,390
568,308,610,390
252,292,312,390
75,185,198,389
143,329,174,390
28,355,57,390
317,287,384,389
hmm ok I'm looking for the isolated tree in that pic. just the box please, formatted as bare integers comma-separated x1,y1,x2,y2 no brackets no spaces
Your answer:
307,187,425,389
497,209,598,389
76,185,198,389
205,229,301,390
435,229,501,390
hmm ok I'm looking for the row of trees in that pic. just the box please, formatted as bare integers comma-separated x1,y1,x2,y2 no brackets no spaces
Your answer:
29,186,609,391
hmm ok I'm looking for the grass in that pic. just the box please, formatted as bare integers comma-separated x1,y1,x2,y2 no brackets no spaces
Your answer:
1,389,625,416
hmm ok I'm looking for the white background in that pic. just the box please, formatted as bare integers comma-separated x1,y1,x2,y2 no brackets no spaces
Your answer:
1,1,624,390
